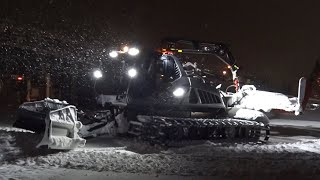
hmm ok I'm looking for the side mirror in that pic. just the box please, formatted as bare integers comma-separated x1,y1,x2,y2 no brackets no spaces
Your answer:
216,84,222,89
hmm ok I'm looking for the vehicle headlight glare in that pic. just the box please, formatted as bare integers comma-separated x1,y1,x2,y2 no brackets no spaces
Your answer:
109,51,119,58
93,70,103,79
173,87,185,97
128,68,137,78
128,47,140,56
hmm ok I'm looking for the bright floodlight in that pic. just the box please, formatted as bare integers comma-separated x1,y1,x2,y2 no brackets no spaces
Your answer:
128,47,140,56
93,70,103,79
123,46,129,52
109,51,119,58
223,70,227,75
128,68,137,78
173,87,185,97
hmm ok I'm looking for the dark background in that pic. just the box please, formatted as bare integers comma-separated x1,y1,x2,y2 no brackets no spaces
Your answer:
1,0,320,93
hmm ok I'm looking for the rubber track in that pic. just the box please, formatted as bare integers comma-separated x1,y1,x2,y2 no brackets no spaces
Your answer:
128,116,270,146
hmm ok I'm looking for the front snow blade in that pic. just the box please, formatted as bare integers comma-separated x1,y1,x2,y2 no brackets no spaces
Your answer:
14,98,86,150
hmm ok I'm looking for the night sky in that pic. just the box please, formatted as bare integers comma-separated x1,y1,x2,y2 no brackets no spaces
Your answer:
1,0,320,92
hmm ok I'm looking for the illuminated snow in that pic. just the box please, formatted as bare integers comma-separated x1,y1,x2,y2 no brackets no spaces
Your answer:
233,85,299,112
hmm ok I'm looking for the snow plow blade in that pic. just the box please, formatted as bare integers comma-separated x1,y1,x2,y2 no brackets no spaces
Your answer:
13,98,86,150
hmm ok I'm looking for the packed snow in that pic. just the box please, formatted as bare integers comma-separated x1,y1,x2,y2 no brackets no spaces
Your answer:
1,107,320,179
270,119,320,129
1,125,320,179
269,108,320,128
0,165,218,180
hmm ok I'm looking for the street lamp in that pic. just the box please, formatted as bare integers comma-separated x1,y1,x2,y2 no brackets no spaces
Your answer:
223,70,227,75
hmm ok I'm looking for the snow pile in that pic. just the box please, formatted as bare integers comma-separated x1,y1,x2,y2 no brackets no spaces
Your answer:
49,136,86,149
20,103,45,112
45,97,68,105
228,108,269,124
233,108,265,120
19,98,69,112
233,85,299,112
0,131,20,162
0,127,34,133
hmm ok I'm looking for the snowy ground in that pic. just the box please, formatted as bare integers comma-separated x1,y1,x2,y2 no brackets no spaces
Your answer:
269,108,320,129
1,109,320,179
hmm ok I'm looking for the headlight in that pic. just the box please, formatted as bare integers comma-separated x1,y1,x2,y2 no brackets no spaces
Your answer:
122,46,129,53
128,68,137,78
173,87,185,97
128,47,140,56
109,51,119,58
93,70,103,79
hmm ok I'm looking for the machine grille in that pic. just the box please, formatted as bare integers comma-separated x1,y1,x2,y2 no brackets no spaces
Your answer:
198,89,221,104
174,63,181,79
